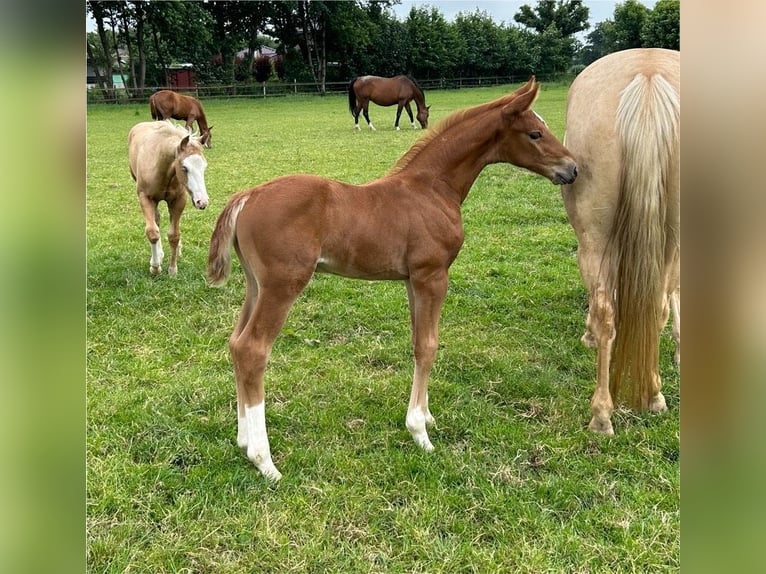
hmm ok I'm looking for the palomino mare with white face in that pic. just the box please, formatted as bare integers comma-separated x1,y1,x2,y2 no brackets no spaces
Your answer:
128,121,209,276
348,75,430,131
561,48,680,435
208,78,577,480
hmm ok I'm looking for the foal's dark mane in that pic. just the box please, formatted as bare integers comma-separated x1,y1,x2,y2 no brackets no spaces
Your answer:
387,90,523,176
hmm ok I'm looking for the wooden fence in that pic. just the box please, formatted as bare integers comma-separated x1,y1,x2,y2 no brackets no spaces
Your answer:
86,74,564,104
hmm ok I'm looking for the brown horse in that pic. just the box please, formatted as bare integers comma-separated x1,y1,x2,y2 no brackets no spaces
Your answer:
129,121,209,276
561,48,680,435
348,75,430,131
149,90,213,148
208,78,577,480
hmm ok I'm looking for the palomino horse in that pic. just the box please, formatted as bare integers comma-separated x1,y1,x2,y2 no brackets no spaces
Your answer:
149,90,214,148
561,48,680,435
348,75,430,131
128,121,210,276
208,78,577,480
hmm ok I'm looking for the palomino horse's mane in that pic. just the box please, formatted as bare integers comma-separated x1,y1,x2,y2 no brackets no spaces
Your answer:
387,83,532,176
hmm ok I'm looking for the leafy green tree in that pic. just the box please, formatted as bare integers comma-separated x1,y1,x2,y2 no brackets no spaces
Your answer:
514,1,588,78
514,0,590,36
86,1,115,99
502,26,538,77
641,0,680,50
581,19,617,64
453,9,507,77
406,5,461,79
612,0,650,50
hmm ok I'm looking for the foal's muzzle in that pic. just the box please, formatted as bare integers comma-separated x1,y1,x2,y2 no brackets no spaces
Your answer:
553,163,578,185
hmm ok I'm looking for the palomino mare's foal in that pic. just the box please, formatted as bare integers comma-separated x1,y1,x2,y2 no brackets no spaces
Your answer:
561,48,680,434
208,79,577,480
149,90,214,148
128,121,209,276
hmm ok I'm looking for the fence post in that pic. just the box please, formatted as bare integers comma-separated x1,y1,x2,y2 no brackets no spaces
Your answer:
294,79,297,94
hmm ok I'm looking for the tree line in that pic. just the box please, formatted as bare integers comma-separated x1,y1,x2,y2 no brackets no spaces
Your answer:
86,0,679,100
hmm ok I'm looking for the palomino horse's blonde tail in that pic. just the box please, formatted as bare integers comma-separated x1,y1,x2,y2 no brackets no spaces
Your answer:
207,191,251,286
608,72,680,409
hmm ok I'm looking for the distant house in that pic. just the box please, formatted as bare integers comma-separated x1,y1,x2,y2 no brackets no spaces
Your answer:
87,47,129,89
168,64,195,89
235,44,278,64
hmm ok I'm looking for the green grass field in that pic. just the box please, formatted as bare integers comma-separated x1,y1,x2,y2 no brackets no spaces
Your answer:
87,84,679,573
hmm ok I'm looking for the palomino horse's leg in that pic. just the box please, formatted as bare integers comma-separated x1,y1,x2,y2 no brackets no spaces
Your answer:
404,102,416,129
362,102,375,131
165,195,186,276
138,193,164,275
670,285,680,367
229,275,311,481
587,285,616,434
404,272,448,451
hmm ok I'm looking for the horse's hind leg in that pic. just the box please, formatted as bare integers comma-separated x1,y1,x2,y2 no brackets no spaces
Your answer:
404,102,416,129
138,193,163,275
362,103,376,131
230,272,312,481
670,285,680,367
404,272,449,451
233,267,259,450
588,285,616,435
394,104,404,130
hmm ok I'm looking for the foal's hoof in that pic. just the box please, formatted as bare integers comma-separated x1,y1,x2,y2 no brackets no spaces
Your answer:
415,435,435,452
149,265,161,275
168,266,178,277
250,452,282,482
649,392,668,413
588,417,614,436
257,462,282,482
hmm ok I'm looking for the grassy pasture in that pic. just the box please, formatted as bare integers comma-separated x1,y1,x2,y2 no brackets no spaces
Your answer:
87,84,680,572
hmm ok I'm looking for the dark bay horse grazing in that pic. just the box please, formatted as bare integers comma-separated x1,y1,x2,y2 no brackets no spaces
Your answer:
561,48,680,435
208,78,577,480
128,121,209,276
149,90,213,148
348,75,430,131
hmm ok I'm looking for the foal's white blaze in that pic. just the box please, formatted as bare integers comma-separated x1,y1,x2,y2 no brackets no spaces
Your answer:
183,154,209,209
406,406,434,452
245,402,282,481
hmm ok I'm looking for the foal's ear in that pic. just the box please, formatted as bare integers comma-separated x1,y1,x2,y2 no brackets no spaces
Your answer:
501,81,540,120
178,135,190,151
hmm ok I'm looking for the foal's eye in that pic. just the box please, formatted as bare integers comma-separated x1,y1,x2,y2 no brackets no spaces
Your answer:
529,131,542,140
182,166,188,173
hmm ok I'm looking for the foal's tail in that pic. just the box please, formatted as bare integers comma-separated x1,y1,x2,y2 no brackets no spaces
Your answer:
608,72,680,408
207,190,251,286
348,77,358,115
